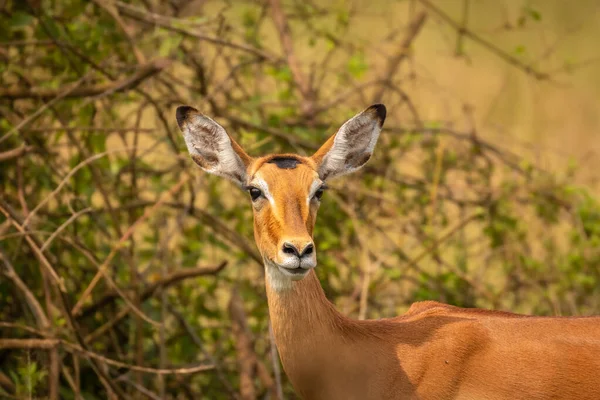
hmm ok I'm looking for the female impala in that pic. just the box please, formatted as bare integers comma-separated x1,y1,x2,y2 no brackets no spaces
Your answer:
175,104,600,399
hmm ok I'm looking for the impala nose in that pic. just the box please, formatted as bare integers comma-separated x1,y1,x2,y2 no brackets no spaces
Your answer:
282,241,314,258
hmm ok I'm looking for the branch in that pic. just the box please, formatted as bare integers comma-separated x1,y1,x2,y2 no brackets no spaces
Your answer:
114,1,277,62
268,0,315,116
229,290,279,399
62,340,215,375
224,114,318,151
229,289,257,400
372,11,428,102
418,0,549,80
0,145,34,162
0,199,66,291
167,303,239,398
90,0,146,64
51,199,262,266
0,371,15,395
0,249,50,329
0,338,59,349
71,175,190,317
79,262,227,319
0,58,170,100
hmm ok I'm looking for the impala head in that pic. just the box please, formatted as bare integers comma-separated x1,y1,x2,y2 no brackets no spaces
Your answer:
176,104,386,290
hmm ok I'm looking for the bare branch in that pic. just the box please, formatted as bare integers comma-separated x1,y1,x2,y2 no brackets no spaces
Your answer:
71,175,190,316
372,11,427,102
0,338,59,349
79,261,227,319
418,0,549,80
0,248,50,329
114,1,277,62
268,0,315,116
0,145,34,162
90,0,146,64
229,289,258,400
0,58,170,100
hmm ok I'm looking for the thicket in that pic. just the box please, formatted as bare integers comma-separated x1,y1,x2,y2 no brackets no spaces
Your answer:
1,0,599,398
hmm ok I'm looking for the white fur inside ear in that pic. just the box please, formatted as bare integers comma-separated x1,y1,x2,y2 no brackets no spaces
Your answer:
319,111,382,180
182,114,247,185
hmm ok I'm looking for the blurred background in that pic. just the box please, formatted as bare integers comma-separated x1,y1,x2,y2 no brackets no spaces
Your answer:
1,0,599,398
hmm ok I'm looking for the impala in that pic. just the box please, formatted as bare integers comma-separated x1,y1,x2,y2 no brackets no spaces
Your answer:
175,104,600,399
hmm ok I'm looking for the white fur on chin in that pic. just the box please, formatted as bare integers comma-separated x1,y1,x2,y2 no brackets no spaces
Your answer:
264,259,311,292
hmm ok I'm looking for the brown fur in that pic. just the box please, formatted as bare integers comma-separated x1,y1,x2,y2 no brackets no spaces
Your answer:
267,271,600,400
176,105,600,400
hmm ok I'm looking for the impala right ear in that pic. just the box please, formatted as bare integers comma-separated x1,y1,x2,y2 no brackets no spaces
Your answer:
311,104,386,181
176,106,252,186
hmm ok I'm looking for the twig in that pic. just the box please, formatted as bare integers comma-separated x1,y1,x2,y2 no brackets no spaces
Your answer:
0,39,55,46
224,114,317,151
0,333,215,376
70,175,190,316
21,147,139,233
0,371,15,394
40,207,93,252
0,201,66,291
404,211,482,273
0,58,170,100
0,145,34,162
90,0,146,64
114,1,276,62
0,338,59,349
22,127,156,133
63,340,215,375
79,262,227,319
0,74,90,145
454,0,470,56
229,289,257,399
117,377,163,400
62,236,162,328
167,303,239,398
372,11,427,102
418,0,549,80
269,322,284,400
429,141,446,222
268,0,315,116
0,249,50,329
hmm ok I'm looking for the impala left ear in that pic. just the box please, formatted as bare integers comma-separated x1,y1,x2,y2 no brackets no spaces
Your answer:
310,104,386,181
175,106,253,186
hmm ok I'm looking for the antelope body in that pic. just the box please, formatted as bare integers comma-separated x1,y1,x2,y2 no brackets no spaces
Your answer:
175,104,600,399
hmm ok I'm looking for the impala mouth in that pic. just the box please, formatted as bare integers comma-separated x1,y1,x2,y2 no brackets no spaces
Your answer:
277,265,312,279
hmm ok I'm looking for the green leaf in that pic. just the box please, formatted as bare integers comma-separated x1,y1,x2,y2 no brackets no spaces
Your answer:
159,35,183,57
347,51,368,78
10,12,34,30
525,7,542,21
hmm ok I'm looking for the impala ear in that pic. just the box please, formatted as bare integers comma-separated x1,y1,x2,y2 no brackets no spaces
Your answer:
176,106,252,186
311,104,386,181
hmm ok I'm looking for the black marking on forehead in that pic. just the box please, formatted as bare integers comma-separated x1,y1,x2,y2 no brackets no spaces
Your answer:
267,157,302,169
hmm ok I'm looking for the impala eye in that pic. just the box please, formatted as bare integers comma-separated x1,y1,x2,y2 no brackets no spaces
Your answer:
247,187,262,201
314,186,327,201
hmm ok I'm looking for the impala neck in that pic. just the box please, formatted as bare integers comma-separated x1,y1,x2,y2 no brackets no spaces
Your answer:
265,263,350,393
265,265,344,346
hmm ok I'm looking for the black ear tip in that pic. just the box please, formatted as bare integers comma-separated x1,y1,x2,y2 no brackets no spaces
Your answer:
367,104,386,126
176,105,198,127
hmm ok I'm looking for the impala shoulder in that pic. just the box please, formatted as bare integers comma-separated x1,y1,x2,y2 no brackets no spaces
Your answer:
405,301,452,316
398,305,493,349
396,312,492,393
